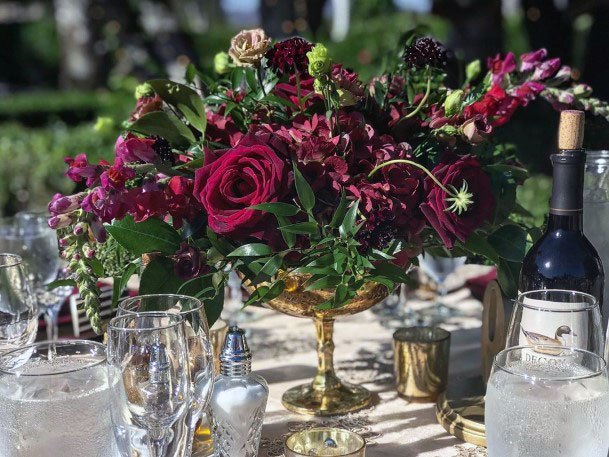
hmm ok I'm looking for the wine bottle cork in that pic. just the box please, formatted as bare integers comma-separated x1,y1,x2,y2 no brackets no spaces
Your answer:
558,110,585,150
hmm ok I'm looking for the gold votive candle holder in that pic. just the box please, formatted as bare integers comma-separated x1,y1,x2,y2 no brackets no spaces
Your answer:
285,428,366,457
393,326,450,402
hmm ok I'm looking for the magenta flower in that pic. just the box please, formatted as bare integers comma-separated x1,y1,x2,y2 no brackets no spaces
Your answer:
81,187,131,223
487,52,516,85
48,213,77,229
100,159,136,191
65,154,106,185
520,49,547,72
532,58,561,81
48,193,84,216
115,134,158,163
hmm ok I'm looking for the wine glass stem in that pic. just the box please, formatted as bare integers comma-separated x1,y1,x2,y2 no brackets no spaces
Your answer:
147,428,168,457
44,310,59,341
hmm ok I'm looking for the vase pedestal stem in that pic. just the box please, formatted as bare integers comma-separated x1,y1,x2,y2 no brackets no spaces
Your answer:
281,317,372,416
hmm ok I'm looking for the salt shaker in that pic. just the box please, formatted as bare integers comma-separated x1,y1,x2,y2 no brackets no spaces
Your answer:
210,326,268,457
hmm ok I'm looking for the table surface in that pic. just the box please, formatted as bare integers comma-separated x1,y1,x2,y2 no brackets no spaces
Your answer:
238,265,492,457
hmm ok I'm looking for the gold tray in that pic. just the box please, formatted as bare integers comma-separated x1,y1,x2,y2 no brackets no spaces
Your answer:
435,393,486,447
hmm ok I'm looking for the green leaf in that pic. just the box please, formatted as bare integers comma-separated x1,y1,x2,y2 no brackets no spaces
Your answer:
206,227,235,256
462,232,500,264
46,278,76,290
227,243,273,257
372,260,410,283
305,275,342,291
129,111,195,147
276,215,296,248
329,189,348,228
178,272,225,326
488,224,527,262
112,262,139,307
279,221,319,235
339,200,360,237
497,258,519,298
106,215,182,256
293,163,315,212
231,68,245,90
139,257,184,295
185,64,197,84
147,79,200,113
245,68,258,91
486,164,529,181
249,202,301,216
178,102,207,134
257,255,284,278
88,257,105,277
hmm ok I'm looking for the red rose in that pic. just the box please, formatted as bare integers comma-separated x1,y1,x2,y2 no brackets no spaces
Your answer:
194,142,291,239
420,155,494,249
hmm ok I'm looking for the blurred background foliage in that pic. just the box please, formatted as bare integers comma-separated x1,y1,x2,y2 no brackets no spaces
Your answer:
0,0,607,217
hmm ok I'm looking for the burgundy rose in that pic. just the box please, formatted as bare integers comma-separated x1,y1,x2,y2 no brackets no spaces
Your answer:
173,242,208,280
265,37,313,76
420,155,494,249
193,142,291,239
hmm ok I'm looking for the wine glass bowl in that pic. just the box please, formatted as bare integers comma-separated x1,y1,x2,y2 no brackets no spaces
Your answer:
106,312,191,457
0,253,38,352
507,289,603,356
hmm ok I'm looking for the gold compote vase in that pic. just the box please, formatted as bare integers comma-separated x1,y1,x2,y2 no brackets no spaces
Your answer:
255,273,388,416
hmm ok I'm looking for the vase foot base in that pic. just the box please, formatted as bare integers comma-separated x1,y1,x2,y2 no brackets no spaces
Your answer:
282,381,371,416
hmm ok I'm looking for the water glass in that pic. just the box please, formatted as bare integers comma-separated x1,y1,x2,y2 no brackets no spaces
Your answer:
507,290,603,356
117,294,214,453
0,340,118,457
106,312,191,457
0,254,37,352
584,150,609,319
486,346,609,456
417,253,466,321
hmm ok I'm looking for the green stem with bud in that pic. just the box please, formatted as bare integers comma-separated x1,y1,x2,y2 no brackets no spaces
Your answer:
404,69,432,119
368,159,452,194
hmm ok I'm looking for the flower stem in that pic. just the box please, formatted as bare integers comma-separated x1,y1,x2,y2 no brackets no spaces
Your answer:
256,65,267,96
295,71,302,111
403,69,432,119
367,159,455,196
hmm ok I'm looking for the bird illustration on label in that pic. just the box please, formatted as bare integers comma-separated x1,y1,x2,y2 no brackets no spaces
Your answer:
521,326,577,355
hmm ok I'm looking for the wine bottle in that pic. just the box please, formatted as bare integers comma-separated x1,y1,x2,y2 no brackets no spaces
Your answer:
519,111,604,311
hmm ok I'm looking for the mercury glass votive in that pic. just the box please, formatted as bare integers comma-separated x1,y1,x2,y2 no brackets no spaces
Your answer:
393,326,450,402
285,428,366,457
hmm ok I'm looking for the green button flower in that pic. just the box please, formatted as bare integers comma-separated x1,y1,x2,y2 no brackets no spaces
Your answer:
307,43,332,77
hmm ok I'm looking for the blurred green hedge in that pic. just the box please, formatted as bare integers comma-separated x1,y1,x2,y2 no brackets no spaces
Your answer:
0,121,116,216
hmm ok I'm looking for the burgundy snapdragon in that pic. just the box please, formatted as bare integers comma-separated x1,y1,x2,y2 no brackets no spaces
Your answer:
65,154,107,185
487,52,516,85
100,159,136,191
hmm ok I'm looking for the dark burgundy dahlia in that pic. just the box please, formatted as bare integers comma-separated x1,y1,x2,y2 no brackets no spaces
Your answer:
403,37,448,69
265,37,313,76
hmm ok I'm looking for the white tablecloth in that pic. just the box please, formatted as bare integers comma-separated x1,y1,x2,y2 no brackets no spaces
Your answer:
240,265,492,457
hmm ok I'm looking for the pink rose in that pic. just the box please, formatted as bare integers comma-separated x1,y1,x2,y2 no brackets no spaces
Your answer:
193,142,291,239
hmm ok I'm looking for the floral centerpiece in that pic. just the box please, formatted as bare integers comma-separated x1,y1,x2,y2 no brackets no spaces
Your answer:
49,29,609,334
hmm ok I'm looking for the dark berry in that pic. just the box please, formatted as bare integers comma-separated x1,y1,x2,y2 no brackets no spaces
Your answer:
152,137,174,165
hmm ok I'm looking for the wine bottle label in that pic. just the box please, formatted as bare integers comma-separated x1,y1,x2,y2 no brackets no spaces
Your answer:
516,295,594,363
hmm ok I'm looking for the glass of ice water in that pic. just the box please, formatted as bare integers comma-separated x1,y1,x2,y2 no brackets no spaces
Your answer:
486,345,609,457
0,340,119,457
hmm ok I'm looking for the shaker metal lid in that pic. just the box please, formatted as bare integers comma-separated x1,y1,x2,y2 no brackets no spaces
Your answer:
220,325,252,366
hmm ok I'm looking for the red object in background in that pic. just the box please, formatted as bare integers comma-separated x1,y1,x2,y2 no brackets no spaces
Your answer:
466,267,498,300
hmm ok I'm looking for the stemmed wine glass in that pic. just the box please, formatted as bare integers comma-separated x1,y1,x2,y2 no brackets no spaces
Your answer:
117,294,214,455
107,312,191,457
0,253,38,352
507,289,604,356
417,252,467,322
0,212,70,340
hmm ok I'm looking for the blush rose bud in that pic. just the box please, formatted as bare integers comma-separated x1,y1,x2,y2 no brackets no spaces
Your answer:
228,28,271,67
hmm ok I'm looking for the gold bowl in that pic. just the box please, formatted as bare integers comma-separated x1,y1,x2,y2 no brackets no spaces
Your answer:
248,274,388,416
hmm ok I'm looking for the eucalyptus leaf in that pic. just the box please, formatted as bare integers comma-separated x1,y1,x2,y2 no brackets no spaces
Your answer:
339,201,360,237
279,221,319,235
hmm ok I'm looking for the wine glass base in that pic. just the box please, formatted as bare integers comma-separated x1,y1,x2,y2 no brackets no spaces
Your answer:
282,381,372,416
